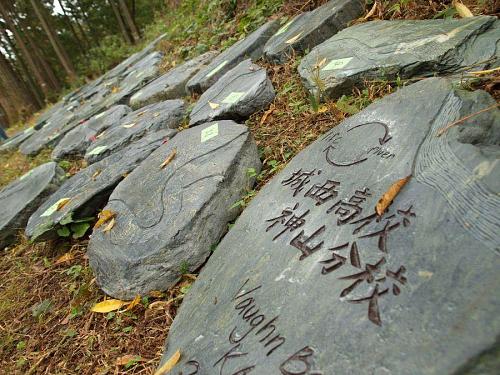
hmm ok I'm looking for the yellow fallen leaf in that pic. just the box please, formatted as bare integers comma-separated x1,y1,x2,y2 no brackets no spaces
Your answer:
375,175,411,215
94,210,116,229
149,290,164,298
315,57,327,69
91,169,101,181
154,349,181,375
122,295,141,312
111,86,120,93
317,105,328,113
454,1,473,17
96,131,106,139
91,299,128,313
123,123,136,128
285,32,302,44
102,217,115,233
137,110,147,117
115,354,144,367
54,252,74,265
56,198,71,211
208,101,220,109
160,149,176,169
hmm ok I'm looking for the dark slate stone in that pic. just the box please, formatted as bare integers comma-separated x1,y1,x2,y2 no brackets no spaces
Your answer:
51,105,131,161
87,120,261,299
263,0,364,64
0,127,36,153
299,16,499,100
189,59,275,126
158,78,500,374
25,129,173,242
0,162,65,249
84,100,184,164
129,51,218,109
186,20,280,94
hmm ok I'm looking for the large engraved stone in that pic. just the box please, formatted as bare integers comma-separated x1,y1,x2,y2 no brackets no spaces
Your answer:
299,16,499,100
26,129,174,242
129,51,218,109
85,100,183,164
51,105,131,161
0,162,65,249
263,0,364,64
158,78,500,374
186,20,280,94
189,59,275,126
87,121,261,299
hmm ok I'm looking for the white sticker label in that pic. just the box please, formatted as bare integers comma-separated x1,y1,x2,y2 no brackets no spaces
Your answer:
201,123,219,143
206,60,228,79
88,145,108,156
222,92,246,104
322,57,353,71
41,198,68,217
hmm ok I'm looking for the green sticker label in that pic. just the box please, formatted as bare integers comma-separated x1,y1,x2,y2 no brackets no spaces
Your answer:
222,92,245,104
322,57,353,71
88,145,108,156
206,60,228,79
201,123,219,143
41,198,68,217
276,19,294,36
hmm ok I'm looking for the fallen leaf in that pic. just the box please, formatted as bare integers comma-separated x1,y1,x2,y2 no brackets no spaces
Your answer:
57,198,71,211
317,105,328,113
123,123,136,128
111,86,120,93
160,149,176,169
91,169,102,181
94,210,116,229
208,101,220,109
122,295,141,312
96,131,106,139
364,0,378,19
116,354,144,367
153,112,160,117
285,32,302,44
91,299,128,313
375,176,411,215
454,1,473,17
154,349,181,375
102,217,115,233
54,252,74,265
315,57,327,69
260,104,275,126
149,290,164,298
137,110,147,117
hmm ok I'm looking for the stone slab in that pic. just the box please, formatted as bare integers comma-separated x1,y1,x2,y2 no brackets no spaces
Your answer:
0,162,65,249
299,16,500,100
0,127,36,153
84,100,183,164
158,78,500,374
189,59,275,126
130,51,218,109
263,0,364,64
87,120,261,299
51,105,131,161
25,129,173,242
186,20,280,94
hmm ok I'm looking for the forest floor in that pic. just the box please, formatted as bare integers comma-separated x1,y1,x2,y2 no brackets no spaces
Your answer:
0,1,498,374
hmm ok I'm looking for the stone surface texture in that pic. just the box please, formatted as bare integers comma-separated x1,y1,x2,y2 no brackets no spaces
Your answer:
87,121,261,299
299,16,500,99
26,129,173,242
84,100,183,164
51,105,131,160
158,78,500,374
186,20,280,94
189,59,275,126
263,0,364,64
129,51,218,109
0,162,65,249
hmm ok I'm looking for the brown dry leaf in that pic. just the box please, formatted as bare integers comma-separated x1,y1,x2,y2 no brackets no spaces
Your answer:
91,299,128,313
122,295,141,312
54,252,74,265
154,349,181,375
115,354,144,367
56,198,71,211
454,1,473,17
102,217,115,233
364,0,378,19
375,175,411,215
94,209,116,229
208,101,220,109
149,290,164,298
260,104,275,126
160,149,176,169
137,110,147,117
91,169,101,181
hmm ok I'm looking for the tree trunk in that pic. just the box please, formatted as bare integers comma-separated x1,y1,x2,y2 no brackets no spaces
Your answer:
57,0,87,53
0,1,52,97
30,0,78,82
118,0,140,43
109,0,133,44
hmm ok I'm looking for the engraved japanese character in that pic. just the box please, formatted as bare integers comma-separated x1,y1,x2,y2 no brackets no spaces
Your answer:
347,283,389,326
266,203,310,241
339,257,387,298
320,241,362,274
326,188,371,224
282,169,320,197
304,179,340,206
290,225,326,260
